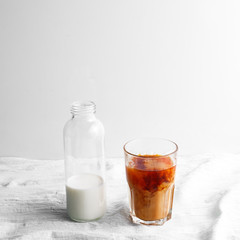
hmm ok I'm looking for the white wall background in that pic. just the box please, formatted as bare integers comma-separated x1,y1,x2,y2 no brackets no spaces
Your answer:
0,0,240,159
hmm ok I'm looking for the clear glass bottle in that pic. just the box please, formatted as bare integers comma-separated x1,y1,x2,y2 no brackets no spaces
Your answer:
63,101,106,222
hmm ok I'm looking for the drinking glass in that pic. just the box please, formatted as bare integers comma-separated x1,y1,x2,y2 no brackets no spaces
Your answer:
124,138,178,225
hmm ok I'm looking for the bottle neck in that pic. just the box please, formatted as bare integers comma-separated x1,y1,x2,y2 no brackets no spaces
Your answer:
72,112,96,120
71,101,96,119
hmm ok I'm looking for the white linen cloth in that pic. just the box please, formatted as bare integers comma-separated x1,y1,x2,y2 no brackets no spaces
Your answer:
0,154,240,239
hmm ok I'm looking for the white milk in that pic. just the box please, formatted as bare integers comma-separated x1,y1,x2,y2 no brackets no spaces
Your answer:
66,174,106,221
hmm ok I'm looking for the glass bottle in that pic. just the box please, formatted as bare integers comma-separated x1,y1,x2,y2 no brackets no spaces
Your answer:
63,101,106,222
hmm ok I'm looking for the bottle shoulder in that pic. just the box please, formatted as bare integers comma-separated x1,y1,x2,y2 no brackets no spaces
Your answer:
64,117,104,136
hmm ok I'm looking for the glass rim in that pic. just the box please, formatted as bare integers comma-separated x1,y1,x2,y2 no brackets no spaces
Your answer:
123,137,178,158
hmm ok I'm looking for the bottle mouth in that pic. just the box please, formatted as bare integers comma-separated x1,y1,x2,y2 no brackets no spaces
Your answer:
70,101,96,115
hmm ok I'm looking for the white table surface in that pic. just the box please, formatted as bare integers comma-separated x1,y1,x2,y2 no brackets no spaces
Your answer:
0,154,240,240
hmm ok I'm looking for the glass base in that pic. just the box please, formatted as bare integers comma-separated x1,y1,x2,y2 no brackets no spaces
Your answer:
130,211,172,226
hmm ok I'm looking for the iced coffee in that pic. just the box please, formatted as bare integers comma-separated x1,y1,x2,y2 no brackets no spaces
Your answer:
124,138,177,225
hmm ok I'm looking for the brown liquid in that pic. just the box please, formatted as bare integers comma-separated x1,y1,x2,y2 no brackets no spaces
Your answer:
126,155,176,221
